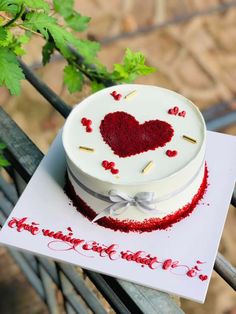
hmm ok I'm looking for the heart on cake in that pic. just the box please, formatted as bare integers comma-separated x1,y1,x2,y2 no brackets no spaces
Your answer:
100,111,174,157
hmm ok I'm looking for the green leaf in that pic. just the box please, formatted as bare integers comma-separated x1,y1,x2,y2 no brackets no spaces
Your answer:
91,81,105,93
65,13,90,32
7,34,30,56
24,11,99,62
0,47,25,95
17,34,30,44
0,0,49,16
64,64,84,93
48,24,73,57
72,39,100,64
0,27,7,41
23,0,50,13
0,143,7,149
24,12,72,57
0,155,10,167
23,12,57,39
0,142,9,167
0,1,18,15
111,48,156,83
42,40,55,65
53,0,74,17
13,46,25,56
0,29,13,47
53,0,90,32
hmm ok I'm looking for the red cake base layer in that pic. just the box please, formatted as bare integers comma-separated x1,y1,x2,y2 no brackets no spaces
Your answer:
65,165,208,233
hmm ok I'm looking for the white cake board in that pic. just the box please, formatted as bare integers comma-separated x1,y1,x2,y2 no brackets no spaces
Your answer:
0,131,235,303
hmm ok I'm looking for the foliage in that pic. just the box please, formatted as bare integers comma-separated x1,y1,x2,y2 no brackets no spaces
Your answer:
0,143,10,168
0,0,155,95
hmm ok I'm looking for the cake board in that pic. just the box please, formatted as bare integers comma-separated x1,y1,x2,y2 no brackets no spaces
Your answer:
0,130,235,303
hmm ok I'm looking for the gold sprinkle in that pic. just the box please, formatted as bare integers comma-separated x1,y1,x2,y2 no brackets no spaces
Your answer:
115,175,120,179
124,90,137,100
79,146,94,152
182,135,197,144
142,161,154,174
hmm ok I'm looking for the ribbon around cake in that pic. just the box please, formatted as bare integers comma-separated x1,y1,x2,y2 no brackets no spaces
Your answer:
92,190,161,223
67,159,205,223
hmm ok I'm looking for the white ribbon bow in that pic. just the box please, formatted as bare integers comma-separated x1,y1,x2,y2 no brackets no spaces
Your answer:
92,189,161,223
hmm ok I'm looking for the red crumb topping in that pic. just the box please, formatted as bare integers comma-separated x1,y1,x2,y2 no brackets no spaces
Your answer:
64,165,208,233
100,111,174,158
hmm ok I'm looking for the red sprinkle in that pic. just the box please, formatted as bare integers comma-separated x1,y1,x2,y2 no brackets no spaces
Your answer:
114,94,122,101
110,91,122,101
168,106,179,115
166,150,178,157
162,259,172,270
81,117,93,131
86,119,92,126
173,106,179,113
102,160,109,169
109,161,115,168
178,111,186,117
102,160,119,174
111,168,119,175
111,91,117,97
81,117,88,126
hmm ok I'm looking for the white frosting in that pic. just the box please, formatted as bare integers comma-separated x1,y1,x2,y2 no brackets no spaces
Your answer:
63,84,206,221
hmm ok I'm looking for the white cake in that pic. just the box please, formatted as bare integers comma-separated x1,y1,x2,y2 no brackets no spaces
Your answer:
63,84,208,232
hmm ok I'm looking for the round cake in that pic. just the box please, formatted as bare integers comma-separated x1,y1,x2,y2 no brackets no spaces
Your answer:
63,84,208,233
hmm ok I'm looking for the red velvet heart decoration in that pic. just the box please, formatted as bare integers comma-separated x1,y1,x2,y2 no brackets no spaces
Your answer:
100,111,174,158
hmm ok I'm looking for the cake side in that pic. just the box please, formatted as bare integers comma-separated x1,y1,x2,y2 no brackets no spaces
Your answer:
65,164,208,232
67,162,206,220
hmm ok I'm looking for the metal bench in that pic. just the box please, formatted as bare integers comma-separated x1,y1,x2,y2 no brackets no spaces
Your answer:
0,60,236,314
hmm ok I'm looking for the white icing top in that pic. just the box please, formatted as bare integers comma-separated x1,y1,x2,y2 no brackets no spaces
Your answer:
63,84,206,185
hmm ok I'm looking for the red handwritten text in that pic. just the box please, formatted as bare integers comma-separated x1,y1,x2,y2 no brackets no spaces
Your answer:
6,216,209,282
8,217,40,235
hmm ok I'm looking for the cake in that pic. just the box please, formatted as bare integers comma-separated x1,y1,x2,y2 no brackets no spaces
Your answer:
63,84,208,233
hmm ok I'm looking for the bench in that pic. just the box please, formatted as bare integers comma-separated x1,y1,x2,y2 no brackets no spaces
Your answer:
0,60,235,314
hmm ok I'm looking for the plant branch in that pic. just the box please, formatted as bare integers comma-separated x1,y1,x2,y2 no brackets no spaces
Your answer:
18,24,44,37
3,4,24,28
0,13,44,38
68,46,115,87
